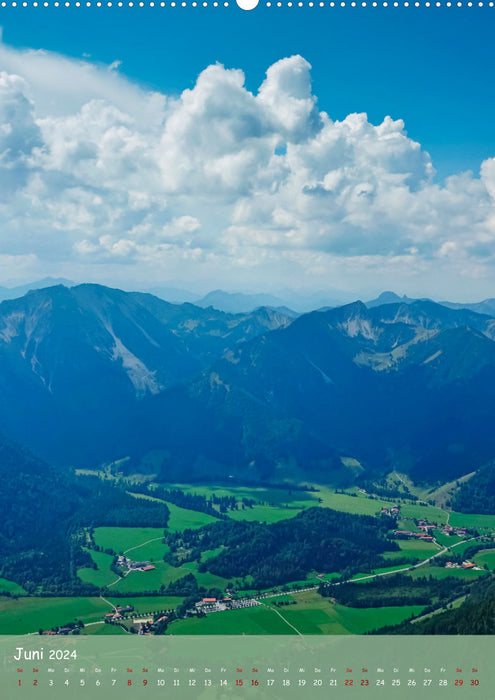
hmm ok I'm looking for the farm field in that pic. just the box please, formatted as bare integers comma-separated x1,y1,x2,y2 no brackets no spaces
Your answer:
350,564,412,581
383,540,439,562
307,486,392,516
446,539,479,557
0,596,110,635
473,549,495,571
104,596,185,612
109,560,229,594
169,605,297,635
125,497,219,530
83,623,128,635
94,527,166,557
77,549,117,588
166,502,219,531
396,519,421,533
432,531,465,547
166,483,310,522
169,589,425,636
164,481,494,534
0,595,185,635
406,565,486,581
448,512,495,531
399,503,447,524
168,483,315,509
263,590,425,634
227,505,302,523
0,578,26,595
84,516,230,594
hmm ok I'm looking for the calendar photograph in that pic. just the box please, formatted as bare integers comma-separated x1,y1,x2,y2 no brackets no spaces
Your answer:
0,0,494,665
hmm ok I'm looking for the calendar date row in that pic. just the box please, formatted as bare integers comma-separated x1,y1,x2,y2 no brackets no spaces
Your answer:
18,678,481,688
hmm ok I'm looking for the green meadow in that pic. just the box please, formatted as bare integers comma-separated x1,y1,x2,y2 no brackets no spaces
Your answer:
94,527,166,556
0,595,185,635
109,560,229,594
263,591,425,635
83,623,128,635
432,531,465,547
383,539,439,562
0,596,109,634
406,565,486,581
169,605,297,635
350,564,412,581
77,549,118,588
165,502,218,531
0,578,26,595
151,481,495,533
448,512,495,531
473,549,495,571
227,505,302,523
169,589,424,635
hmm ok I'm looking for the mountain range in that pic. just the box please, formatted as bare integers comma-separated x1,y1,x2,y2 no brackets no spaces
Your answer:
0,283,494,484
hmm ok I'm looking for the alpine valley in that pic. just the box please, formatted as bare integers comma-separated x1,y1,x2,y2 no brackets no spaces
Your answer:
1,282,495,637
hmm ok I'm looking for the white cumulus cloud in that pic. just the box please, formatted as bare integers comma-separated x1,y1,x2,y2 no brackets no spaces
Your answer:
0,42,494,299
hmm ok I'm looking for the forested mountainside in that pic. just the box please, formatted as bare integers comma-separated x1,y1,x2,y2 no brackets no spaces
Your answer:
374,575,495,635
0,284,494,484
0,431,170,594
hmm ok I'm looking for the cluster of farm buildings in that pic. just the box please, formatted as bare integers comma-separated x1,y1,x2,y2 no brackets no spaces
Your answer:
393,519,468,542
133,615,169,635
194,597,260,613
445,560,477,570
116,555,156,572
104,604,134,622
103,604,170,634
382,504,470,542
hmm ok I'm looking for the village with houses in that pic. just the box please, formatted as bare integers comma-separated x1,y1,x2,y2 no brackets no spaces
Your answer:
383,505,483,572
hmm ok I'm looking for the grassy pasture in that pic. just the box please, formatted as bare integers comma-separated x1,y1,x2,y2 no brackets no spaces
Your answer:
396,519,421,533
448,512,495,531
169,589,425,636
228,505,302,523
406,565,486,581
109,560,229,594
0,595,186,635
94,527,166,556
165,502,218,532
432,531,465,547
350,564,412,581
383,540,439,562
473,549,495,571
155,481,495,534
84,623,128,635
77,549,117,588
168,483,314,508
272,598,424,635
0,578,26,595
169,605,297,635
0,596,110,634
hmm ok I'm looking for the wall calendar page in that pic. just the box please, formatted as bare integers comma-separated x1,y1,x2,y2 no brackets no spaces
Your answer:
0,1,493,698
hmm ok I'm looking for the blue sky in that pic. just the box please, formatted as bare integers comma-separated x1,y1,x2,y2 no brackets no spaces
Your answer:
0,7,494,300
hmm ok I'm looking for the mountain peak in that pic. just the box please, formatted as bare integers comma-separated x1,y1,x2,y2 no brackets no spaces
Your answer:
376,291,402,303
